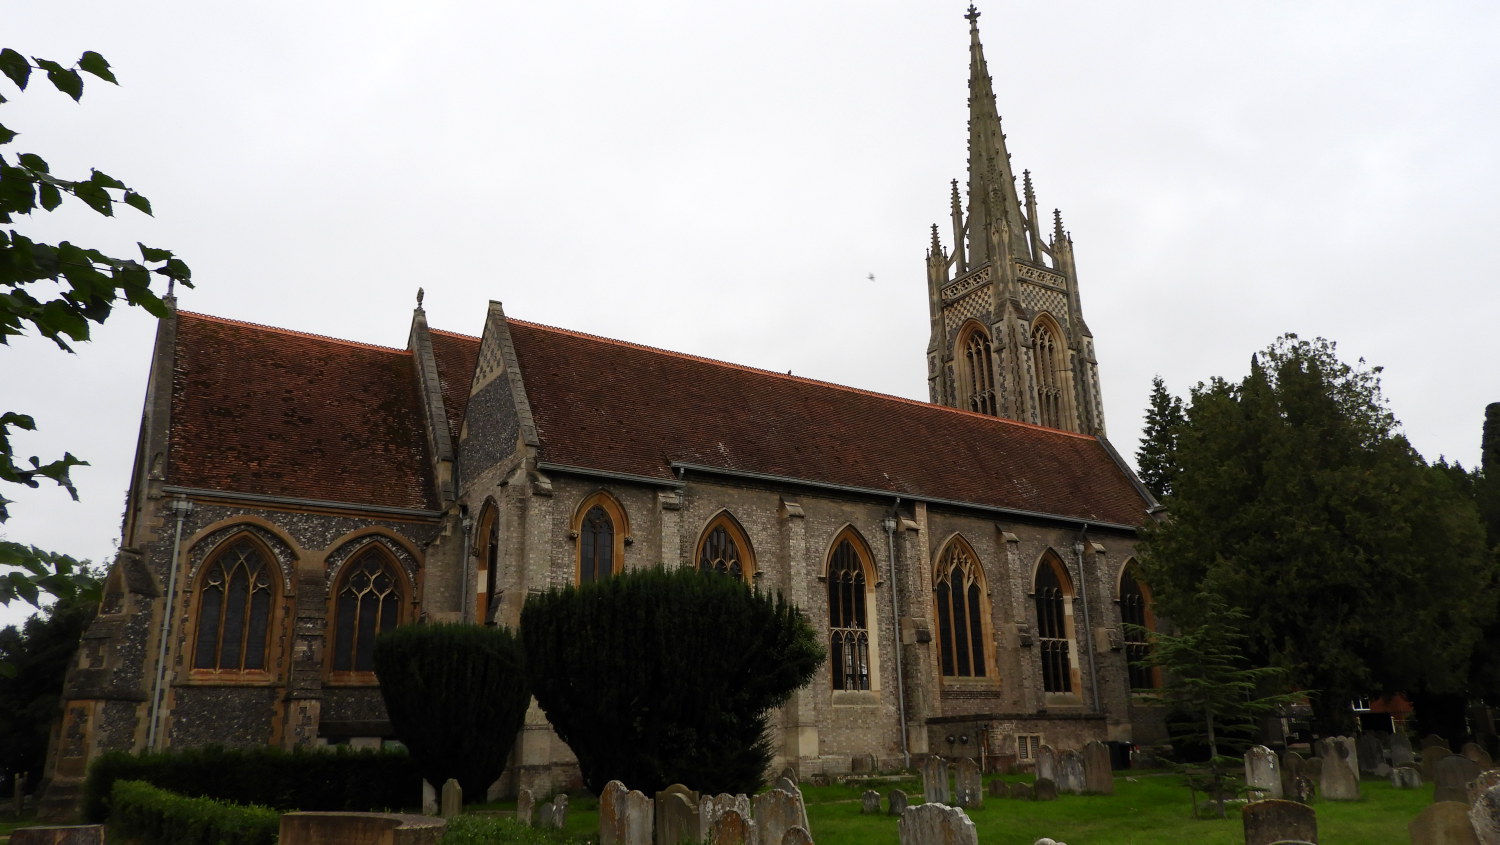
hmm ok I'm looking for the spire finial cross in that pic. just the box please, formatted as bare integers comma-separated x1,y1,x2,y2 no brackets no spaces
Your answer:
965,5,980,23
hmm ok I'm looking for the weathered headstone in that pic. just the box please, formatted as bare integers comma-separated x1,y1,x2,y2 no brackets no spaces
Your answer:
1320,739,1360,801
1082,741,1114,795
1465,743,1496,770
753,788,805,845
1409,801,1481,845
1392,733,1416,766
1057,749,1086,795
1241,798,1318,845
922,755,950,804
897,803,978,845
1290,776,1316,805
699,793,751,834
1302,756,1323,782
621,788,654,845
779,766,798,783
440,779,462,819
707,809,754,845
516,788,535,826
547,794,568,830
1471,771,1500,807
657,791,701,845
1472,783,1500,845
8,827,106,845
1425,734,1453,754
887,789,908,816
1034,778,1058,801
1392,765,1425,789
421,780,437,816
1335,736,1360,785
861,790,881,815
1436,755,1485,804
1357,732,1385,775
774,776,799,796
1245,745,1282,799
600,780,628,845
1035,745,1058,785
780,826,814,845
1280,750,1304,798
1010,782,1034,800
954,757,983,808
851,753,877,774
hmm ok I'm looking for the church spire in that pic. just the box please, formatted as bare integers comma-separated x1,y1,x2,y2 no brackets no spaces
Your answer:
964,5,1029,267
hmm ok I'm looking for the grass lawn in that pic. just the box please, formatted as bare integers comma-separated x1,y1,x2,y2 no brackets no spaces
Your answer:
467,770,1431,845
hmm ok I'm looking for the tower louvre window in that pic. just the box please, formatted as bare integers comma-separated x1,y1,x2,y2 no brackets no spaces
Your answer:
959,325,998,416
1032,320,1064,429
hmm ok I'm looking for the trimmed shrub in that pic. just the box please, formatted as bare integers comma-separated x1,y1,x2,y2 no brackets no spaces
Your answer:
521,566,823,795
82,744,419,822
373,622,530,802
108,779,279,845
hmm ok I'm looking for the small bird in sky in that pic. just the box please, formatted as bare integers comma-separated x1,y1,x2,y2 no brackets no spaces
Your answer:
867,272,876,282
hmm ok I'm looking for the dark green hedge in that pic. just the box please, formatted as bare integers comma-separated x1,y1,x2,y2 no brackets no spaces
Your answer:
83,744,420,823
108,779,279,845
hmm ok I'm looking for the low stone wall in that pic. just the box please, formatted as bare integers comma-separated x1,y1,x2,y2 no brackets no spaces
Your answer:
279,812,446,845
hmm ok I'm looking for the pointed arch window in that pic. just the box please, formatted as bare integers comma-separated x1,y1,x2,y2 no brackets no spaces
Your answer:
957,323,998,416
1035,556,1074,693
828,536,872,691
934,539,988,678
696,514,753,581
474,502,500,624
1119,565,1157,690
193,536,277,673
331,547,403,675
1032,319,1064,429
575,493,627,584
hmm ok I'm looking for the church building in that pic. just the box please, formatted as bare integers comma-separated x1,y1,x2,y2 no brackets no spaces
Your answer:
46,6,1163,803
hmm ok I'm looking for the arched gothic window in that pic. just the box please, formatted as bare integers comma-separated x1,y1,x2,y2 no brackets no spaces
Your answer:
1120,565,1157,690
193,536,276,673
958,323,998,416
827,536,872,691
579,505,614,583
696,514,753,581
1032,319,1064,429
474,502,500,624
331,546,403,674
1035,556,1074,693
934,539,988,678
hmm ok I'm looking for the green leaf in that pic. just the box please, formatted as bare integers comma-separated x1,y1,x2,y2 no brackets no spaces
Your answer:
0,122,15,145
89,169,124,190
71,181,112,216
46,67,83,101
138,243,172,263
38,181,60,211
78,51,116,84
123,191,151,215
160,257,191,283
18,152,48,172
0,49,30,90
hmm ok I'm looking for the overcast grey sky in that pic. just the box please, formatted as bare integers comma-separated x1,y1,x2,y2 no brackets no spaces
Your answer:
5,1,1498,625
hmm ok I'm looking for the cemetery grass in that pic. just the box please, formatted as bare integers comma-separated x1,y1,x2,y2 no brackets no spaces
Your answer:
802,772,1431,845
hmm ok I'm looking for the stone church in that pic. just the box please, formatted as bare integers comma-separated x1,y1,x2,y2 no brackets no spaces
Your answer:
46,6,1164,802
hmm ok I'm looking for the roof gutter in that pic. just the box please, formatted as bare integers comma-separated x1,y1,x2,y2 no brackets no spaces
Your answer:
667,462,1140,532
160,486,442,519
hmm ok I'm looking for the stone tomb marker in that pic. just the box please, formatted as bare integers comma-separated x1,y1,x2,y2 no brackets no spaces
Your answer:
897,803,978,845
599,780,628,845
440,779,462,819
1009,782,1034,800
700,793,752,834
1357,732,1385,775
861,790,881,814
922,755,951,804
1058,749,1086,795
657,790,700,845
1241,798,1318,845
707,809,755,845
1280,750,1304,798
1319,740,1359,801
753,788,805,845
1035,745,1058,785
954,757,983,808
1410,801,1481,845
1082,741,1113,795
1392,765,1424,790
1034,778,1058,801
1472,782,1500,845
987,779,1006,798
1435,755,1485,805
547,794,568,830
421,780,437,816
1464,743,1496,770
1471,771,1500,807
780,827,814,845
1392,732,1415,766
887,789,909,816
1245,745,1282,799
516,789,535,826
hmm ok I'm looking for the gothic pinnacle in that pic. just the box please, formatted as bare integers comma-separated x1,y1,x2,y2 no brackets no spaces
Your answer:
1023,170,1035,204
930,223,943,252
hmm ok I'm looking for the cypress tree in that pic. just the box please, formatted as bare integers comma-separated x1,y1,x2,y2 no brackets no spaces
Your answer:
1136,375,1186,500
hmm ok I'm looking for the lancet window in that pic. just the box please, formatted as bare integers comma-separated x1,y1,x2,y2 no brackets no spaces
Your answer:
1035,556,1074,693
959,324,998,416
827,536,872,691
331,547,403,674
192,536,276,673
1032,319,1065,429
934,539,988,678
1120,565,1156,690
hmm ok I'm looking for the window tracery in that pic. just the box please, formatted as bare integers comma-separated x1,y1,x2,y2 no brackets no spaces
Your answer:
192,536,276,673
934,539,988,678
828,537,871,691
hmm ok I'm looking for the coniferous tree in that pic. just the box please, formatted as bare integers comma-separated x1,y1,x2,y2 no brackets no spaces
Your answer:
1136,375,1186,500
1141,335,1495,737
520,567,823,795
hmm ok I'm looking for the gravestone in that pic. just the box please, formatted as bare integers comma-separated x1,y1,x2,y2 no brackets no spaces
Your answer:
1472,783,1500,845
421,780,437,816
862,790,881,814
657,791,700,845
774,776,799,796
516,789,535,826
599,781,628,845
780,827,814,845
897,803,978,845
1010,782,1034,800
1057,750,1086,795
987,779,1006,798
1241,798,1318,845
707,809,753,845
753,788,805,845
1392,732,1416,766
1465,743,1496,770
1302,756,1324,782
851,753,877,774
1393,765,1424,789
621,788,654,845
1334,736,1360,785
922,755,950,804
700,793,751,834
887,789,908,816
1425,735,1453,754
1035,745,1058,785
1436,755,1485,804
1245,745,1282,799
547,794,568,830
1281,750,1304,798
1320,739,1360,801
1312,737,1334,760
1082,741,1114,795
1471,771,1500,807
440,779,461,819
1409,802,1480,845
8,827,105,845
954,757,983,808
1357,733,1384,775
1034,778,1058,801
1290,776,1316,805
779,766,798,783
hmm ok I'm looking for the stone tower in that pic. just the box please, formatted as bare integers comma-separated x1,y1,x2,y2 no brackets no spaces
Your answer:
925,5,1107,437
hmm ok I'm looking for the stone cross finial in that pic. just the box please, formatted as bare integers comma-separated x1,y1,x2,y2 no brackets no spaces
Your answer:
965,5,980,23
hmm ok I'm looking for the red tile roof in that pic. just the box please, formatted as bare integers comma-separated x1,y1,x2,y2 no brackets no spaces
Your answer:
502,320,1150,528
429,329,480,444
169,312,439,511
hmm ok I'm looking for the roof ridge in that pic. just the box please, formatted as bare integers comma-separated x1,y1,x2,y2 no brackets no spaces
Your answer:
505,318,1098,442
429,327,480,341
178,311,410,355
